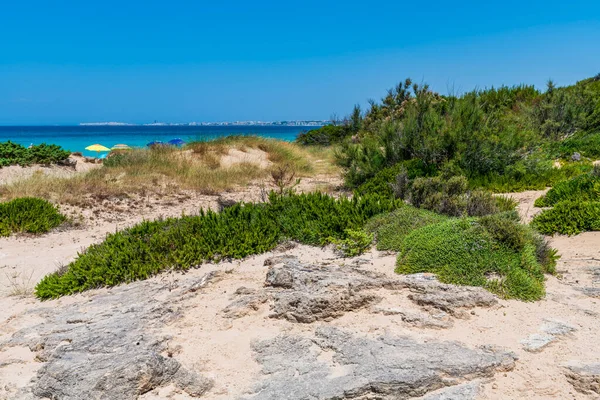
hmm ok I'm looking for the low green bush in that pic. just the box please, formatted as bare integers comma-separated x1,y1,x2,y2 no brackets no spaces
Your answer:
354,159,436,197
330,229,374,257
398,175,517,217
0,141,71,167
396,215,557,301
532,200,600,235
534,173,600,207
35,192,400,299
296,125,350,146
365,206,448,251
469,161,593,193
0,198,66,236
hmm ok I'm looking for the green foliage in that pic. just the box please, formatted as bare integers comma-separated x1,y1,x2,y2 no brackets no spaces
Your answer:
0,198,66,236
471,161,592,193
394,174,517,217
0,141,71,167
535,173,600,207
296,125,351,146
330,229,374,257
354,159,436,197
532,200,600,235
334,75,600,193
35,192,400,299
395,216,557,301
365,206,448,251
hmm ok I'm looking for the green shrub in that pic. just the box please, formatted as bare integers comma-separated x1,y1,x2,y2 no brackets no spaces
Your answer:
0,198,66,236
35,192,400,299
401,175,516,217
365,206,448,251
296,125,350,146
396,217,556,301
534,173,600,207
532,200,600,235
330,229,374,257
0,142,70,167
354,159,436,197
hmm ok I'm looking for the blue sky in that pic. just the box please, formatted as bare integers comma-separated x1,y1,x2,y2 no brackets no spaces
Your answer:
1,1,599,125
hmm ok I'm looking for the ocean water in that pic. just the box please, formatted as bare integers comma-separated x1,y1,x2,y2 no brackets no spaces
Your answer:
0,125,314,158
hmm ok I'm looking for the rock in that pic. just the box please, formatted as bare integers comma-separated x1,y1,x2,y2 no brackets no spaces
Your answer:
521,333,556,352
264,258,498,323
540,319,577,335
564,362,600,395
420,380,482,399
1,282,212,399
571,152,582,161
578,287,600,298
371,306,453,329
264,257,402,323
222,288,269,319
403,274,498,316
186,271,223,293
245,326,515,400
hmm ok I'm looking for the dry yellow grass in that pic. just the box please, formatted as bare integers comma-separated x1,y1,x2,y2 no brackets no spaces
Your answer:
0,136,339,206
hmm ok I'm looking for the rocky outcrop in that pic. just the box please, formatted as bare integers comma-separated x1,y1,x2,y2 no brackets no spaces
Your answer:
564,362,600,395
245,327,516,400
257,256,498,323
2,280,215,399
521,319,577,352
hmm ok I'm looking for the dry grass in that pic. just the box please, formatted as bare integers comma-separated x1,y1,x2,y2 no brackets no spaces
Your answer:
0,136,339,206
3,269,35,297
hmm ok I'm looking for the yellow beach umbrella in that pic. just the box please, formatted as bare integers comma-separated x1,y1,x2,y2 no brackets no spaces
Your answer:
85,144,111,158
111,144,131,150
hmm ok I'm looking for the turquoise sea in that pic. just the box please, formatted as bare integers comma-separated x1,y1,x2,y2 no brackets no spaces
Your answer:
0,125,314,158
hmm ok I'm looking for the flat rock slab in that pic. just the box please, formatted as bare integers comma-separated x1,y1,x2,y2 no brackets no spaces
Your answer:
1,280,213,399
257,257,498,323
245,327,515,400
521,319,576,352
564,362,600,395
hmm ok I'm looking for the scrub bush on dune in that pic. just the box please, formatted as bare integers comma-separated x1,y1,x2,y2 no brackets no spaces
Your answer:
35,192,400,299
395,214,557,301
0,197,66,236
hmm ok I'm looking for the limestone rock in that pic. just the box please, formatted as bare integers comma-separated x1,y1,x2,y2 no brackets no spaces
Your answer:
564,362,600,395
245,327,515,400
2,282,212,399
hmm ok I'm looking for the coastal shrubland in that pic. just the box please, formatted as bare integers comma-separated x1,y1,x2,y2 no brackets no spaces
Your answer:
0,136,338,205
534,171,600,207
299,75,600,194
35,192,399,299
395,213,557,300
0,197,65,236
0,141,71,167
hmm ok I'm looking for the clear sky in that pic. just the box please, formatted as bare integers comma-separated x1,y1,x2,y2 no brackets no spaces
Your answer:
1,0,599,125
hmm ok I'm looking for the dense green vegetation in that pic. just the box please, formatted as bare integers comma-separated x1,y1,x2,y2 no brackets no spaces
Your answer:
35,192,399,299
365,206,447,251
296,125,352,146
535,172,600,207
532,200,600,236
0,141,71,167
396,213,557,300
299,75,600,194
0,198,66,237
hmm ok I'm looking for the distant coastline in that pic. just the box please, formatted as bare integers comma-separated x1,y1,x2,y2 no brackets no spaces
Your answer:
80,120,328,127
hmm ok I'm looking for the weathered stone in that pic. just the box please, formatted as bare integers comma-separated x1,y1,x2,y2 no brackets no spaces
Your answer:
372,306,453,329
420,380,482,399
521,333,556,352
540,319,577,335
578,287,600,298
572,152,582,161
404,274,498,315
222,288,269,319
244,327,515,400
564,362,600,395
2,282,212,399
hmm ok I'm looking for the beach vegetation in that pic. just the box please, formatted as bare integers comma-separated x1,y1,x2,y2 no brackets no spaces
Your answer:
34,191,399,299
0,141,71,167
0,197,66,236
